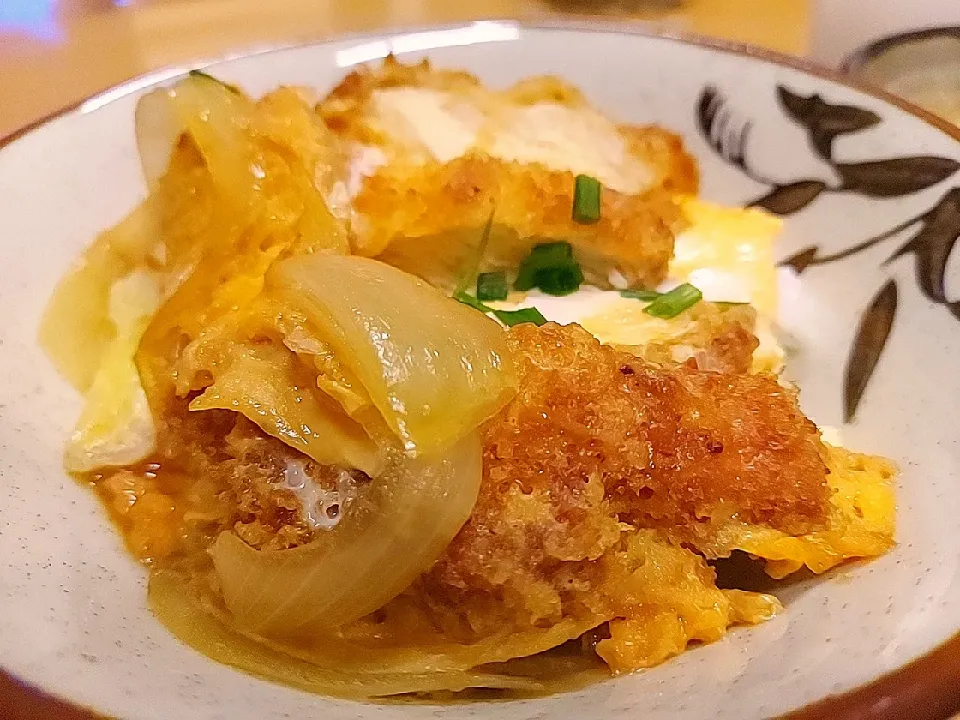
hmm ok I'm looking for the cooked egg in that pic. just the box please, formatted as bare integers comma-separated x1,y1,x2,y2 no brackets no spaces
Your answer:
672,198,781,319
491,199,785,373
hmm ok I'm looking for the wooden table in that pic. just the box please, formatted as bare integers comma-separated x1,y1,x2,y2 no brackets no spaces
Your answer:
0,0,811,140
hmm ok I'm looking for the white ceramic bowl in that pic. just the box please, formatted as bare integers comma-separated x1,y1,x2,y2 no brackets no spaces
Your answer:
1,21,959,720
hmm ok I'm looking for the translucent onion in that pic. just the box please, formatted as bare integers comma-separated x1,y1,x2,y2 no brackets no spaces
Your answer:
188,341,381,477
211,431,483,638
269,254,517,455
39,201,160,391
149,570,544,699
134,73,256,196
63,271,160,472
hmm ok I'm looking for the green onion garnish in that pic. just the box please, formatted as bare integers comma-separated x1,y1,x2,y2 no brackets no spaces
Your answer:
572,174,601,224
454,210,496,297
188,70,242,94
620,288,662,301
513,242,584,296
643,283,703,319
514,243,573,290
493,307,547,327
454,291,547,327
476,271,508,302
453,290,492,313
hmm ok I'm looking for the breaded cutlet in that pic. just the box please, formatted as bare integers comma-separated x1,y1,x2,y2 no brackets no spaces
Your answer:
318,56,698,194
366,155,683,291
426,323,830,611
164,321,829,557
316,56,697,290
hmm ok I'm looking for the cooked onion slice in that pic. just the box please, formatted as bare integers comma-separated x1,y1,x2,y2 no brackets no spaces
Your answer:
269,254,517,455
149,570,544,699
211,431,483,638
134,73,255,193
188,341,381,477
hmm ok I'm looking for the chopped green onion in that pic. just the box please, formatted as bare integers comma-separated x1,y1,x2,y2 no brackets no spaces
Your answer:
454,210,496,296
188,70,242,94
713,301,748,309
643,283,703,319
620,288,662,301
454,291,546,327
572,174,601,224
514,242,573,290
513,242,584,296
535,266,585,296
453,290,493,313
493,307,547,327
476,272,508,302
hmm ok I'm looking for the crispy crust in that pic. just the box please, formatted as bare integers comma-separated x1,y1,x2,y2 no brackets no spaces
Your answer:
318,55,698,193
420,322,829,629
618,124,698,195
465,322,827,551
364,154,681,289
317,56,698,289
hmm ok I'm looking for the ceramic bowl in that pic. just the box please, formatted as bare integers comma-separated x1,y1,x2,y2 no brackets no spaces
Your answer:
1,20,959,720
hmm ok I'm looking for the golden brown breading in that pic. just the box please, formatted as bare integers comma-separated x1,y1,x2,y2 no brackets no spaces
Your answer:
618,124,699,195
365,154,682,290
317,56,698,289
318,55,697,193
426,324,829,610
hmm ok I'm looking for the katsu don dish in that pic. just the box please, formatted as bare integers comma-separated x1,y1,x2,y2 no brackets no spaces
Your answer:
40,57,898,699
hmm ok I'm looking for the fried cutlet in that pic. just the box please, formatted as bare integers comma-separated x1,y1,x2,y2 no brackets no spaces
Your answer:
366,155,683,291
114,322,892,673
317,56,697,290
424,323,830,616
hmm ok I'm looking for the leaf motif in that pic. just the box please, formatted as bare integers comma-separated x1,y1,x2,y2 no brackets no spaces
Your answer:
779,246,820,274
844,280,898,423
697,87,720,142
886,187,960,304
836,157,960,197
810,130,836,161
777,86,881,160
749,181,826,215
696,86,768,184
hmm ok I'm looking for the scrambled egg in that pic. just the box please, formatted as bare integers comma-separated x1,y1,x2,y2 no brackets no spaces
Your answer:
490,198,785,374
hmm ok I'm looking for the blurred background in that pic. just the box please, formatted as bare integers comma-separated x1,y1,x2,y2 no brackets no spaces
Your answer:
1,0,959,138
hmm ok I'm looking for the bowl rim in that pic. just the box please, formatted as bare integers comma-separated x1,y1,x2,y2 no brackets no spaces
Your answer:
3,17,960,720
840,24,960,75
